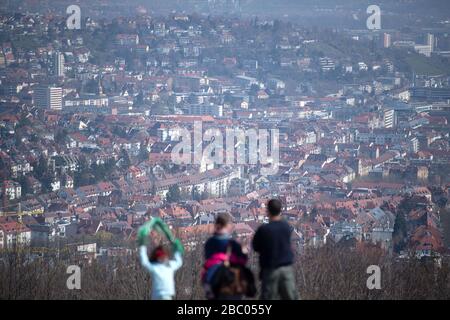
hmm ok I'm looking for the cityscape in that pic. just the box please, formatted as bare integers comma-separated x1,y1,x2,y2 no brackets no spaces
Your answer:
1,0,450,300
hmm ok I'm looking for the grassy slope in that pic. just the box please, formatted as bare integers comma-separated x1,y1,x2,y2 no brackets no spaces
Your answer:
405,54,450,76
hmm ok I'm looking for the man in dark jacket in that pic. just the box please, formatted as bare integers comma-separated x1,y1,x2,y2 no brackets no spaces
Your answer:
252,199,298,300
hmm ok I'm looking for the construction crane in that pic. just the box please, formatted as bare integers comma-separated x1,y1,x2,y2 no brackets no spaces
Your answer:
1,203,25,223
0,172,43,222
0,172,21,221
1,201,44,223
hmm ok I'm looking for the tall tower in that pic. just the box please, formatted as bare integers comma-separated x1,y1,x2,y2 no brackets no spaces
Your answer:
54,52,65,78
383,33,391,48
427,33,435,52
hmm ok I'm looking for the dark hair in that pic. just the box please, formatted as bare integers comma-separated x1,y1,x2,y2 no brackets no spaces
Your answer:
215,212,232,228
267,199,282,216
149,245,169,262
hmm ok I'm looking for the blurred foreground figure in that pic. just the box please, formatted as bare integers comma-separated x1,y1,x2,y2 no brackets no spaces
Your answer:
202,213,256,300
253,199,298,300
137,218,184,300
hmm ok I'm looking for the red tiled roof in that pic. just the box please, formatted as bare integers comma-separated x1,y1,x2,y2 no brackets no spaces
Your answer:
0,221,30,234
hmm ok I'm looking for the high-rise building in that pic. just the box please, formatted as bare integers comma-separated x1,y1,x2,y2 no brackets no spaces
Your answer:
383,109,397,128
33,85,63,110
54,52,65,77
414,34,436,57
427,33,435,52
383,33,392,48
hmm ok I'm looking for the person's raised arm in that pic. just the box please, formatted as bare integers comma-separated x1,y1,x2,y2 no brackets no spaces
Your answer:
139,245,154,273
170,251,183,271
137,221,155,273
169,239,184,271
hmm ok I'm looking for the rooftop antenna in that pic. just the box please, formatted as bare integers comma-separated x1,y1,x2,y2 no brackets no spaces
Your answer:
2,182,7,212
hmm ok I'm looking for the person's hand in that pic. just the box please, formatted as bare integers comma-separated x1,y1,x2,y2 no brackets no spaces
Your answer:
172,239,184,255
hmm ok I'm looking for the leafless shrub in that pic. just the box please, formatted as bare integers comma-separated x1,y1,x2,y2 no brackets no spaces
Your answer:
1,243,449,300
